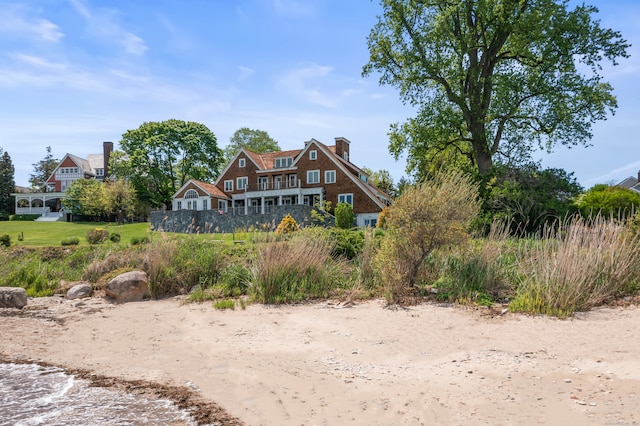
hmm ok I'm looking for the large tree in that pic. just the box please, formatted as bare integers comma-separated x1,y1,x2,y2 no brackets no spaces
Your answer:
363,0,629,177
362,167,396,198
63,178,106,220
0,149,15,216
103,178,137,224
29,146,59,192
111,119,222,209
223,127,280,164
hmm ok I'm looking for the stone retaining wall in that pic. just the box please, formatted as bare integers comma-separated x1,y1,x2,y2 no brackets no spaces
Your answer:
151,205,334,234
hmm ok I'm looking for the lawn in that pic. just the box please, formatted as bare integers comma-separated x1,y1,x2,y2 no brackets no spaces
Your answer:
0,221,152,247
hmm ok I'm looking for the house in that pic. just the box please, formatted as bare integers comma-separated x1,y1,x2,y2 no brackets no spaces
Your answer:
170,137,391,228
12,142,114,220
616,172,640,193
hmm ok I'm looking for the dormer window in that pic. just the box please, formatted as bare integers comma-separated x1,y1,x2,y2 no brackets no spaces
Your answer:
239,158,246,167
274,157,293,168
310,150,317,160
96,168,104,177
343,151,349,162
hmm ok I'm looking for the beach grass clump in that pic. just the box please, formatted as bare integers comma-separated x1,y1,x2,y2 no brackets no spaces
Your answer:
510,215,640,317
61,237,80,246
251,233,345,304
213,299,236,310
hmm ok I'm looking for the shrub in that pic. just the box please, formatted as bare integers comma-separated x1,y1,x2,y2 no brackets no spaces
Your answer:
110,232,121,243
9,214,39,221
0,234,10,247
335,202,355,229
575,184,640,220
213,299,236,310
510,215,640,317
61,237,80,246
86,228,109,244
275,214,299,235
330,228,364,260
375,170,481,304
130,236,151,245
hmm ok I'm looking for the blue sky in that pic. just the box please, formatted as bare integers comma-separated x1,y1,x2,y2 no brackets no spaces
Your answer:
1,0,638,189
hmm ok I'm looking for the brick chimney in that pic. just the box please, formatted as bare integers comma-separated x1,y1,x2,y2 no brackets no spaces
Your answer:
103,141,114,178
335,137,350,162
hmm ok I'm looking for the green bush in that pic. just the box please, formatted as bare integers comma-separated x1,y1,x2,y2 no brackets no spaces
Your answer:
335,202,355,229
9,214,40,221
213,299,236,310
131,236,151,245
0,234,10,247
86,228,109,244
61,237,80,246
110,232,121,243
330,228,364,260
575,184,640,220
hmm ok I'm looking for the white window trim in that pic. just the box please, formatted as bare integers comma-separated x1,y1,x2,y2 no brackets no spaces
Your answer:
325,170,336,184
338,193,354,206
237,176,248,190
239,158,246,167
224,180,233,192
310,150,317,160
307,170,320,184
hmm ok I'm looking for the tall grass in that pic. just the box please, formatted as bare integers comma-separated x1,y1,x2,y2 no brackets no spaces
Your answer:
510,216,640,316
251,233,345,304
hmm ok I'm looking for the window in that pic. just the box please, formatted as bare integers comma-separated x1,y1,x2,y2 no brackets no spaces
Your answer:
325,170,336,184
224,180,233,192
218,200,227,211
359,173,368,183
287,174,297,188
364,218,377,228
258,176,268,190
202,199,208,210
338,193,353,206
307,170,320,184
239,158,246,167
187,200,197,210
184,189,198,199
237,176,248,190
310,150,317,160
177,201,182,210
274,157,293,168
343,152,349,162
96,168,104,177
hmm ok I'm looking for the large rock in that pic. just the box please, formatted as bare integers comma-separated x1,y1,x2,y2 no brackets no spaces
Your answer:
0,287,28,309
66,283,93,300
105,271,149,303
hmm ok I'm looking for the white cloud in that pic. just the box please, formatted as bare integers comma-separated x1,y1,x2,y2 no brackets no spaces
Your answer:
584,160,640,186
0,5,63,42
279,63,337,108
68,0,91,19
237,65,254,81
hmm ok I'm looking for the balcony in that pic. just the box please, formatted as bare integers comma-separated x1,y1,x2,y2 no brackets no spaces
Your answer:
245,179,302,193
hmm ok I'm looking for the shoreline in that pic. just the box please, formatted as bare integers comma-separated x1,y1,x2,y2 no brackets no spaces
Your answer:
2,296,640,425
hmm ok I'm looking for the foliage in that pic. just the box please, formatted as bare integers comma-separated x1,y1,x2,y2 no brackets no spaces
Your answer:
329,228,365,260
478,163,583,234
63,179,106,219
0,234,10,247
130,236,151,245
362,167,396,198
376,207,390,229
510,215,640,317
363,0,629,177
29,146,59,192
9,214,39,221
334,202,355,229
61,237,80,246
251,235,346,304
103,179,138,224
86,228,110,245
275,214,299,235
223,127,280,164
311,200,334,226
112,119,222,209
213,299,236,310
0,149,15,215
110,232,121,242
575,184,640,220
375,169,481,304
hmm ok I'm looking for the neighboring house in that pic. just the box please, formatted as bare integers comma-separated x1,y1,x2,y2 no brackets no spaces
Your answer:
171,137,391,228
12,142,114,220
616,172,640,193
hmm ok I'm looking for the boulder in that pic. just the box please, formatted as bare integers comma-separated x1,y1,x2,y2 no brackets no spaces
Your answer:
0,287,28,309
66,283,93,300
105,271,149,303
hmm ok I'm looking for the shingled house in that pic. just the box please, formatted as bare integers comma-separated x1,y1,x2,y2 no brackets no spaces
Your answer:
169,137,391,229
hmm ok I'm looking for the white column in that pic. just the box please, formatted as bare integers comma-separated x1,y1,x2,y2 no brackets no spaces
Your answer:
261,196,265,214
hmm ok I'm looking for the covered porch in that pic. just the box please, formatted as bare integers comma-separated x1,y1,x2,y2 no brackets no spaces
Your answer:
11,192,66,216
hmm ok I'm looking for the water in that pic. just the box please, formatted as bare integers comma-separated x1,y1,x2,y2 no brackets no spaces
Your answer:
0,363,196,425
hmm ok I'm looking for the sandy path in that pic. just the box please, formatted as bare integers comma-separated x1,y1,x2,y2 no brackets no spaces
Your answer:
1,296,639,425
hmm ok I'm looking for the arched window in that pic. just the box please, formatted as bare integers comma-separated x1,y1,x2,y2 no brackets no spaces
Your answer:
31,199,43,207
184,189,198,199
17,199,29,208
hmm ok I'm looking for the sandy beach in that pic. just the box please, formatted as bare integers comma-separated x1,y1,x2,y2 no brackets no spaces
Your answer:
1,296,639,425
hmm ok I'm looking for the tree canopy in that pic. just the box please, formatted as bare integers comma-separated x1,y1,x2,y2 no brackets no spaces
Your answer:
111,119,222,209
223,127,280,164
363,0,629,177
362,167,397,198
575,184,640,220
0,149,15,216
29,146,59,192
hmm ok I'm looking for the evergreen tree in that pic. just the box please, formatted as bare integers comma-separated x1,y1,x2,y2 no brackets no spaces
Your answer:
30,146,59,192
0,149,15,216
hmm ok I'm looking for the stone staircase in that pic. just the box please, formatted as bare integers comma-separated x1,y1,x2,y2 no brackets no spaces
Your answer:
35,211,65,222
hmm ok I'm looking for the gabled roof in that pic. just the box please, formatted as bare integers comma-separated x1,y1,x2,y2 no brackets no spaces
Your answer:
617,176,638,189
173,179,229,200
47,153,94,182
86,154,104,173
